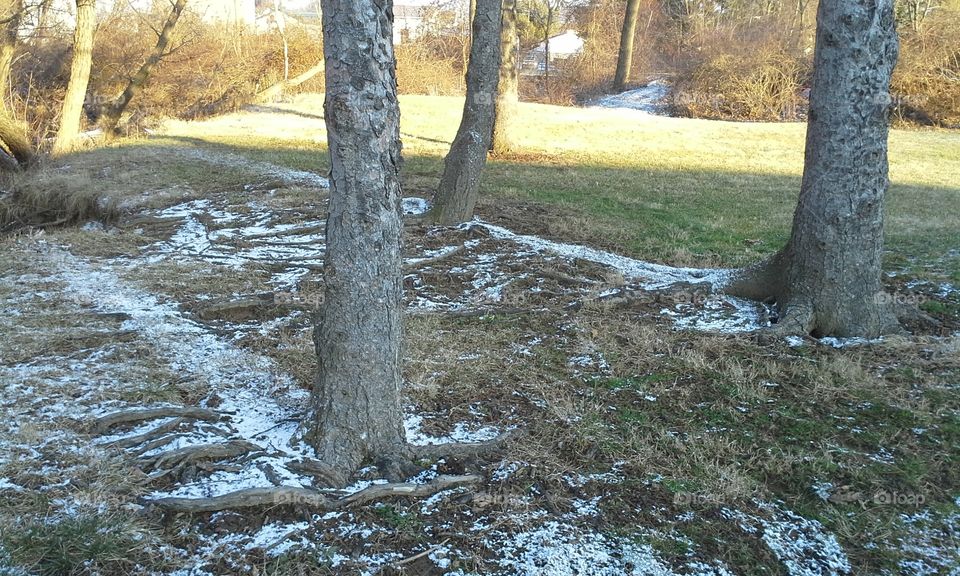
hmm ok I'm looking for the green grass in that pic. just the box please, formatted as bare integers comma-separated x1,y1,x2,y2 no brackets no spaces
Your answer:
13,93,956,574
154,93,960,279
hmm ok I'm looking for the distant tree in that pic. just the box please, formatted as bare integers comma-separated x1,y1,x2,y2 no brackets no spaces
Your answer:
301,0,409,485
727,0,901,337
0,0,33,169
0,0,22,95
430,0,502,225
52,0,95,155
99,0,188,138
492,0,518,153
613,0,642,91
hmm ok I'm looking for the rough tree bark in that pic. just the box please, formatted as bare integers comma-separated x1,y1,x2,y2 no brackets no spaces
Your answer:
301,0,408,487
429,0,502,225
51,0,95,155
0,0,22,97
726,0,900,338
99,0,188,138
491,0,517,154
0,0,33,169
613,0,642,92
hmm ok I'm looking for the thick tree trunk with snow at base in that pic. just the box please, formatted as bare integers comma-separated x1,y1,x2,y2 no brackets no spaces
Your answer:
430,0,502,226
301,0,408,486
726,0,900,338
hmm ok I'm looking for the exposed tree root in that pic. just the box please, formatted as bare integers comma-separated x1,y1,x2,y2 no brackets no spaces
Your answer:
92,407,225,434
407,306,544,318
403,244,465,271
411,432,515,460
139,440,260,471
102,417,187,449
144,474,483,513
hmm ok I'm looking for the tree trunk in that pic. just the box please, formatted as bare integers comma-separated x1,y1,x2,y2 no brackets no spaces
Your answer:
491,0,517,154
100,0,188,138
726,0,900,338
613,0,642,92
51,0,95,155
543,4,552,95
0,0,22,101
302,0,407,487
0,0,33,169
429,0,502,226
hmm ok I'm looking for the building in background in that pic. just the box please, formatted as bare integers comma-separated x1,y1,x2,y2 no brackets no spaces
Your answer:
521,29,583,75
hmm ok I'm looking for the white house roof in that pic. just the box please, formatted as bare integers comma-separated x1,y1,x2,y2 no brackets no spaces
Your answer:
530,30,584,57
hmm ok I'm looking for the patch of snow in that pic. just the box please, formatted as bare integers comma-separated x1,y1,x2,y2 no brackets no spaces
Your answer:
484,520,735,576
403,413,503,446
819,336,884,349
812,481,834,502
589,79,672,115
722,503,851,576
785,335,806,347
402,197,430,215
29,244,316,501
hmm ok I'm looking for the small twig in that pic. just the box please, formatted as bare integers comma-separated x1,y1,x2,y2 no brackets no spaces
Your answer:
389,538,450,569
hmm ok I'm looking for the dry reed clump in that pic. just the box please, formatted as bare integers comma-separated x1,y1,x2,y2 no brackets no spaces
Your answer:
0,170,118,233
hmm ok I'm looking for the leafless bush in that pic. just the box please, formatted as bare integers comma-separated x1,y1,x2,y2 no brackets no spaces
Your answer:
673,45,810,121
395,35,465,95
892,11,960,127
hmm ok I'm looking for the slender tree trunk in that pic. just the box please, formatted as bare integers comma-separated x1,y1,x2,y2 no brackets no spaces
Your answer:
52,0,95,155
0,0,33,169
100,0,188,137
429,0,502,225
302,0,408,486
613,0,642,92
726,0,900,338
543,4,552,95
0,0,22,101
491,0,517,154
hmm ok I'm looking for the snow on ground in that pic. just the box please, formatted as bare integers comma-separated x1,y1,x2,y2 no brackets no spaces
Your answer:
588,78,672,116
3,179,936,574
723,504,852,576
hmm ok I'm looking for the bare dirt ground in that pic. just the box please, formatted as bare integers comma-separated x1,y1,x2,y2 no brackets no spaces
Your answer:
1,131,959,575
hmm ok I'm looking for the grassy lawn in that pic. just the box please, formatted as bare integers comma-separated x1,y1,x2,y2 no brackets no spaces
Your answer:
163,94,960,278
